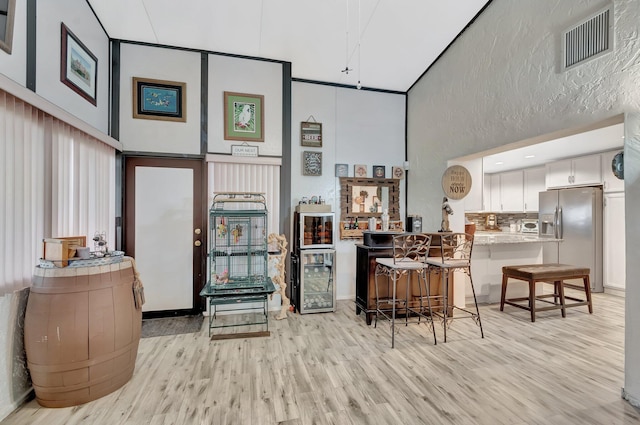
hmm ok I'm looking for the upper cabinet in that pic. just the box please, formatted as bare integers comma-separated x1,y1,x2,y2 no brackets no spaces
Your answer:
523,167,545,212
485,170,525,212
601,149,625,192
489,173,501,211
546,154,601,188
499,170,524,212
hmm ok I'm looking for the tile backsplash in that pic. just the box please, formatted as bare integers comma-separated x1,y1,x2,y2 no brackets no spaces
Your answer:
465,212,538,232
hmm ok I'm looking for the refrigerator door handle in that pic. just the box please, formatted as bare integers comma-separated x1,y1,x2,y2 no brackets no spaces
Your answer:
557,207,563,239
553,207,558,238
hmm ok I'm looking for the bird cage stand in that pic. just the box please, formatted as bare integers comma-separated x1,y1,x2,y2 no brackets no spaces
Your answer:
199,192,275,339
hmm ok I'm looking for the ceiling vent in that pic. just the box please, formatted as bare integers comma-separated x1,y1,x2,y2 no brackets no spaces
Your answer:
562,5,613,70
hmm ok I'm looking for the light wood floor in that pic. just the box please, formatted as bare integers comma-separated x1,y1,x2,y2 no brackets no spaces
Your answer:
4,290,640,425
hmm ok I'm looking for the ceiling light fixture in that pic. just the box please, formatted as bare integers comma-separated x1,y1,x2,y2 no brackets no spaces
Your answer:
495,161,504,165
525,155,535,159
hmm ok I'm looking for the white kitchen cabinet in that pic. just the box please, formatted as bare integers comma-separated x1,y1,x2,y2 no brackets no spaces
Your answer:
546,154,601,188
523,167,545,212
545,159,572,188
500,170,524,211
603,192,625,291
483,173,491,211
573,154,602,186
601,149,625,192
490,174,501,211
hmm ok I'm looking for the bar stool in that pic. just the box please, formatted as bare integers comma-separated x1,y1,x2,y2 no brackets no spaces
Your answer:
374,233,435,348
425,232,483,342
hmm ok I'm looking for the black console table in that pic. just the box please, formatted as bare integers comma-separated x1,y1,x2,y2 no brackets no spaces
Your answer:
355,231,452,325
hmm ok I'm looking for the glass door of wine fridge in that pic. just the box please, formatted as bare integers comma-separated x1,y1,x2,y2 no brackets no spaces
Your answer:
296,249,336,314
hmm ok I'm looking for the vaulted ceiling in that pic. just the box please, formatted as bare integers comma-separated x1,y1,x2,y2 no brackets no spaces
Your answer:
87,0,490,92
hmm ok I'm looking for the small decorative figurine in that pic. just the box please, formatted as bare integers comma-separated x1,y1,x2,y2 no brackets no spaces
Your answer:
441,196,453,232
93,231,108,257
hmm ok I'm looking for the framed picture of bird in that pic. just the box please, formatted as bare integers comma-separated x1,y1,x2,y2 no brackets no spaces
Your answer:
224,91,264,142
132,77,186,122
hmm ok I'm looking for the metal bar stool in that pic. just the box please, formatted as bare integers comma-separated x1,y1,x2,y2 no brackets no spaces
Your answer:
425,232,483,342
374,233,435,348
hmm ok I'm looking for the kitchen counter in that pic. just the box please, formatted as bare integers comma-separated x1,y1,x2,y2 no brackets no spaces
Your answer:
467,234,563,304
473,232,562,246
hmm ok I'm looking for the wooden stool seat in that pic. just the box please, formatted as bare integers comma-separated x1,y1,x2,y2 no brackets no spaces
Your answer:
500,264,593,322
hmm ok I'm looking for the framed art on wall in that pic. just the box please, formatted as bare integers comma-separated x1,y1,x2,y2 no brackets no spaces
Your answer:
335,163,348,177
60,23,98,105
132,77,187,122
392,166,405,180
303,151,322,176
373,165,386,178
354,164,367,177
224,91,264,142
301,121,322,147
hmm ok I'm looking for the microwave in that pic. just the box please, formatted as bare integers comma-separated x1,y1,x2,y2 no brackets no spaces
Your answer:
521,219,539,234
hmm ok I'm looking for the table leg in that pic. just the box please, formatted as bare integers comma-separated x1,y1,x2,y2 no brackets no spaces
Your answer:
392,274,397,348
584,275,593,313
557,280,566,318
500,274,508,311
443,271,448,343
529,280,536,323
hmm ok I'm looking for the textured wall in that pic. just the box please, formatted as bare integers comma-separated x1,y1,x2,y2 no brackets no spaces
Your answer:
408,0,640,231
407,0,640,406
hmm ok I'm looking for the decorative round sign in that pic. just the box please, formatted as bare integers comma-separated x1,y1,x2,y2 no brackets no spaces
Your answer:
441,165,472,200
612,150,624,180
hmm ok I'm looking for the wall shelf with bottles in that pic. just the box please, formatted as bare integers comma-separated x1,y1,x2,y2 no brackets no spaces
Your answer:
339,220,403,240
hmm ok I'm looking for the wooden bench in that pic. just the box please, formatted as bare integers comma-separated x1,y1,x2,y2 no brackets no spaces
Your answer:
500,264,593,322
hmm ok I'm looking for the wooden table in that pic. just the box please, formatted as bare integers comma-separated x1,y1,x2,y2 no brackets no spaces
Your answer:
500,263,593,322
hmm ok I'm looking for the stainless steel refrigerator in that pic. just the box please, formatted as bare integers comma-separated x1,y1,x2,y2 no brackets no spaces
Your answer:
539,187,603,292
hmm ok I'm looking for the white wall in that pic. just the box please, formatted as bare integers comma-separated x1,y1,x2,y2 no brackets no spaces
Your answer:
407,0,640,407
36,0,109,133
0,0,27,86
292,81,406,301
208,55,283,156
119,44,201,154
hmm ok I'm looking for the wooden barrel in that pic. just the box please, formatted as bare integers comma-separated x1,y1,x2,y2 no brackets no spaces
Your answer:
24,258,142,408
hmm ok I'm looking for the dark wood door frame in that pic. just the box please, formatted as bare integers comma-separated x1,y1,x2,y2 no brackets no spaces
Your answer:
124,156,207,317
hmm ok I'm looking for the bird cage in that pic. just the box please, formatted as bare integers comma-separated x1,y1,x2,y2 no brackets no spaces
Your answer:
209,192,269,288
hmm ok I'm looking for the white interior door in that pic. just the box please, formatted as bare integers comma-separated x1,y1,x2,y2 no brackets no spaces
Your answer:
125,157,206,315
136,167,193,311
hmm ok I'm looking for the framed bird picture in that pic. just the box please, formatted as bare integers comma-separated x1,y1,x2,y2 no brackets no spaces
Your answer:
133,77,186,122
224,91,264,142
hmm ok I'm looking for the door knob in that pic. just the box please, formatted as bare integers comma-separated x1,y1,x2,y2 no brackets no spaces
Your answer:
194,228,201,235
194,240,201,247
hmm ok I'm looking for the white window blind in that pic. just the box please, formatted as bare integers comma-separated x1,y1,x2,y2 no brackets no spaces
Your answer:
0,90,115,295
208,160,281,236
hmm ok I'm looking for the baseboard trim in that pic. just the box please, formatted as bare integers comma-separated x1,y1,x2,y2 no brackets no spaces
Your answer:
604,286,625,297
0,388,34,422
622,387,640,409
